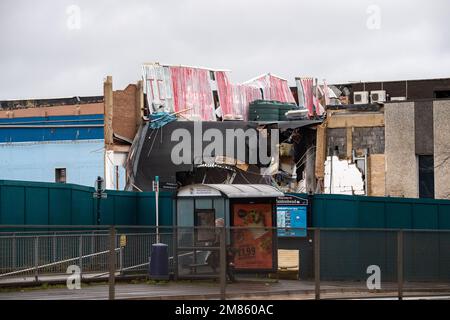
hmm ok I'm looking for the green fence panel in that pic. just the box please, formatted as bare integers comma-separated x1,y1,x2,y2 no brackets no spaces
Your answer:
307,193,450,230
136,194,153,225
1,185,25,225
136,192,174,226
71,189,94,225
48,187,72,225
412,203,439,229
1,180,449,231
312,194,359,228
25,186,49,225
438,204,450,229
112,193,138,225
358,198,386,228
385,201,413,229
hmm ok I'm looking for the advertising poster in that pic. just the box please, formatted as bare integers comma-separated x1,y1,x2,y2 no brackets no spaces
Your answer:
195,209,216,243
276,196,308,237
232,203,274,270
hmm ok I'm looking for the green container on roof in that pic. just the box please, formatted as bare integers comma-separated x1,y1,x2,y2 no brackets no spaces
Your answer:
249,100,297,121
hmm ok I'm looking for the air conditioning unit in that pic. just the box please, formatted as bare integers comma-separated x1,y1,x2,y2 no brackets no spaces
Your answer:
370,90,386,103
353,91,369,104
390,96,407,101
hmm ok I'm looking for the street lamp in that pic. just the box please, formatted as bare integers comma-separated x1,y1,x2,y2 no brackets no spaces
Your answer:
93,176,107,224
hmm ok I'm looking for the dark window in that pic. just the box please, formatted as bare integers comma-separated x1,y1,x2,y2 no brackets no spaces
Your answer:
434,90,450,99
55,168,67,183
418,155,434,198
209,71,215,81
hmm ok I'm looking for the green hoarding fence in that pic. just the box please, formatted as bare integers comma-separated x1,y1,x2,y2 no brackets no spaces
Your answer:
1,180,450,282
0,180,174,227
2,180,450,230
309,193,450,230
303,193,450,282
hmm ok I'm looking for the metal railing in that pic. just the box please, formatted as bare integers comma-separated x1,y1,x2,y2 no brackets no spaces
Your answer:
0,225,449,300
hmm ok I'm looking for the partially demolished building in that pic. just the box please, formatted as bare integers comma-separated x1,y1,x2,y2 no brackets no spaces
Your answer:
105,64,450,200
315,80,450,200
3,61,449,200
119,63,322,192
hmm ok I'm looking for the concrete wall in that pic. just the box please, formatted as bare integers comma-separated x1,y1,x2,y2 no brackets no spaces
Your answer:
434,100,450,199
0,140,104,187
385,102,418,198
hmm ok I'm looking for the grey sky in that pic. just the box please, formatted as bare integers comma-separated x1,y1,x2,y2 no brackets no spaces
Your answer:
0,0,449,99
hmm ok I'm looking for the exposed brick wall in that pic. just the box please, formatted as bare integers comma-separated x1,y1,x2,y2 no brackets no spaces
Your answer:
0,103,103,119
326,128,346,158
112,84,138,141
352,127,385,154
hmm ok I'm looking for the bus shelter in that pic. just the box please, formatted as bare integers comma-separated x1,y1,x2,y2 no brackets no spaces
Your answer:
175,184,283,278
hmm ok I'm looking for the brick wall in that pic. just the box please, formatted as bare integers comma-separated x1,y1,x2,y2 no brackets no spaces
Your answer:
112,84,138,141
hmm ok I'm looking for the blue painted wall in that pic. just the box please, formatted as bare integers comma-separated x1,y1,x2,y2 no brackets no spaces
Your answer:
0,140,104,186
0,114,105,186
0,114,103,143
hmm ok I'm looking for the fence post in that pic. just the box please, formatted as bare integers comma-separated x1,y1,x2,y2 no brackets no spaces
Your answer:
34,236,39,282
219,226,227,300
397,230,403,300
173,226,179,281
108,226,116,300
79,235,83,280
52,232,57,263
91,231,95,256
12,233,16,270
314,228,321,300
119,246,123,275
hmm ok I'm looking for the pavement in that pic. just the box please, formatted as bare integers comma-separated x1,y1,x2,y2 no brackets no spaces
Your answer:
0,278,449,300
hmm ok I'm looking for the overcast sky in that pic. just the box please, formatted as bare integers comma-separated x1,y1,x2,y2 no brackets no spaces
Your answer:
1,0,449,100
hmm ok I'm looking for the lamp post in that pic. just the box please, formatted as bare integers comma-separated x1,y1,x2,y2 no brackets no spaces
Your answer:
93,176,107,225
153,176,160,243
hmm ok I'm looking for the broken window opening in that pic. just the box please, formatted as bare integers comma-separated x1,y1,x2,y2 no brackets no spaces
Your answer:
55,168,67,184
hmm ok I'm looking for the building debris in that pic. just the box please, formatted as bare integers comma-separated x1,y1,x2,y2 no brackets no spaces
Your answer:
324,155,365,195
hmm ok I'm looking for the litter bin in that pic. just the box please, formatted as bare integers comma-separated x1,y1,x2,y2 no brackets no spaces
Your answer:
149,243,169,280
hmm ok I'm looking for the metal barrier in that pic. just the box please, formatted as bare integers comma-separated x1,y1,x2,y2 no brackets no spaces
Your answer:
0,225,449,300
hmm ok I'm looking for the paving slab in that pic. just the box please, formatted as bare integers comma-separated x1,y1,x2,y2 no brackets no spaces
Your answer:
0,279,449,300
